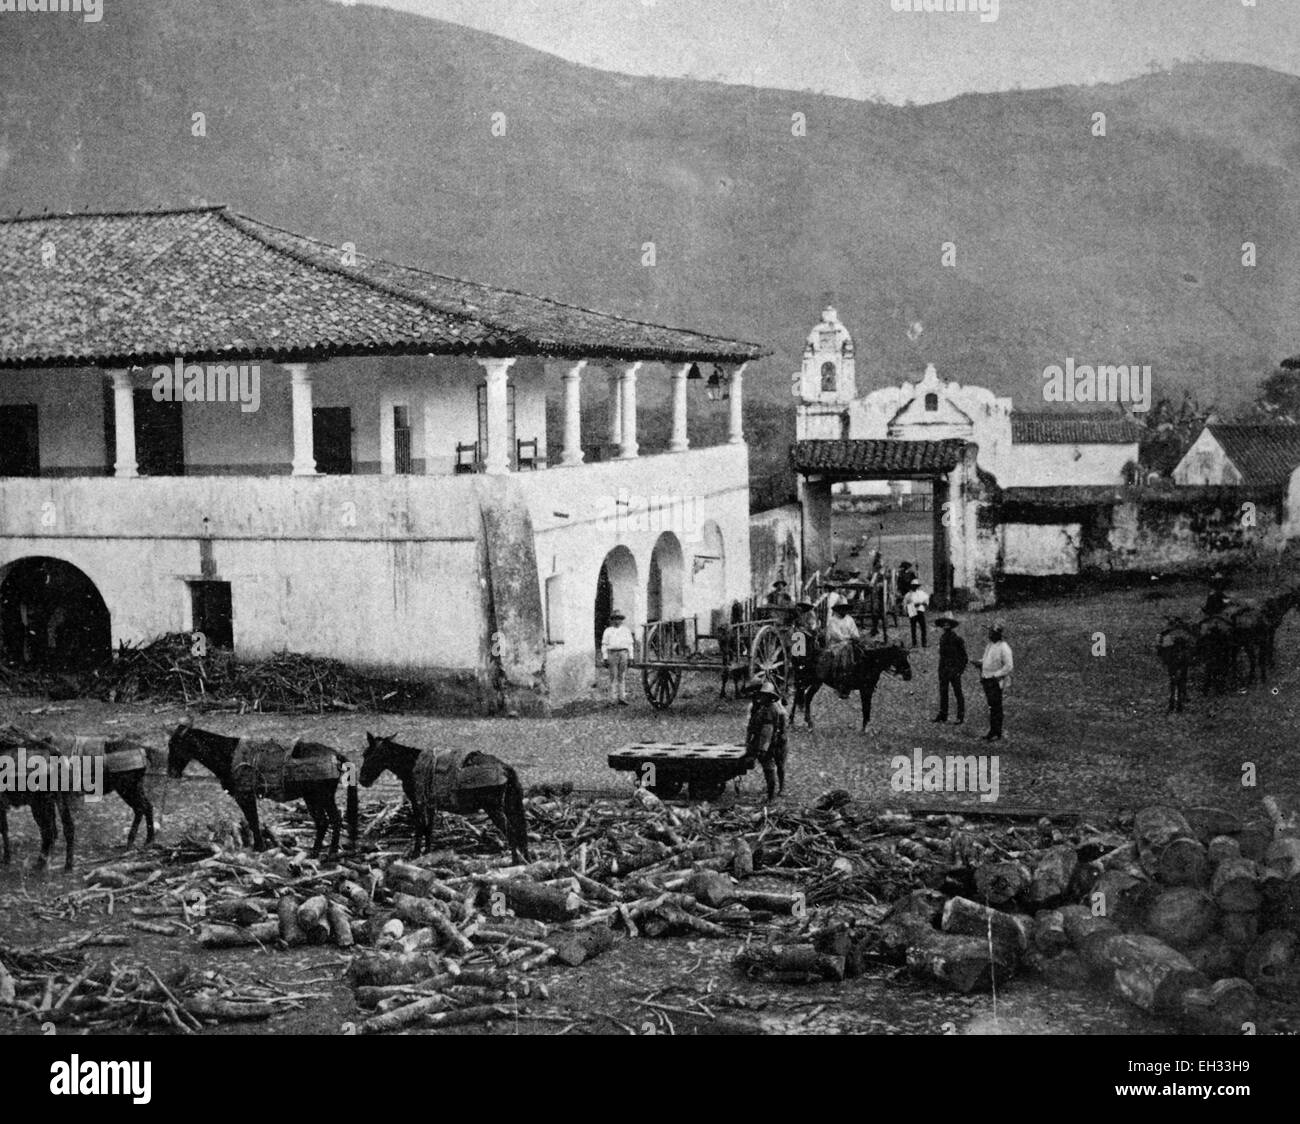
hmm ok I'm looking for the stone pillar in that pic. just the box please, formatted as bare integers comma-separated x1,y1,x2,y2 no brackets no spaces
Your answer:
618,361,641,459
287,364,317,476
606,367,623,452
560,360,587,466
110,370,138,478
477,357,516,475
669,363,690,452
727,362,747,445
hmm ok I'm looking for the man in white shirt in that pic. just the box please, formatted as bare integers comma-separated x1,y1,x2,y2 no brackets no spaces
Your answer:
976,622,1013,740
903,579,930,649
600,610,635,706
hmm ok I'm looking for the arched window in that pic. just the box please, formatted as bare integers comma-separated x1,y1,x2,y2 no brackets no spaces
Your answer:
821,361,837,393
924,393,939,412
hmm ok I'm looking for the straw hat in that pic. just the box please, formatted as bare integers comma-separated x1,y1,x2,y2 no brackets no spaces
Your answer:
935,613,959,627
609,610,626,621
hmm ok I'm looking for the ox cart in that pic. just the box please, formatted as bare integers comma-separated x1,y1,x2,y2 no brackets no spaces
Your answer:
630,598,803,709
607,741,754,801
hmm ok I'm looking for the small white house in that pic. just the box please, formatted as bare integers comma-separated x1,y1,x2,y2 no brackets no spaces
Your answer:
1173,424,1300,488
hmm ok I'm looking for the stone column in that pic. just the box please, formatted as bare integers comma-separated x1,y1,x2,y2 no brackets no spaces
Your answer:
669,363,690,452
477,357,516,475
560,360,587,466
727,362,747,445
606,367,623,453
109,370,138,478
618,361,641,459
287,364,317,476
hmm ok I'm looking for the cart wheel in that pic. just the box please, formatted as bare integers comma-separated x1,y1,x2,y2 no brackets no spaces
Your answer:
643,666,681,709
651,777,684,799
689,779,726,802
748,624,791,696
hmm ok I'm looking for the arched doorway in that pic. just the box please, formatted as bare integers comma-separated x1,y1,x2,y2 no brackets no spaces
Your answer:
593,546,638,654
0,557,111,668
692,521,726,629
646,532,684,622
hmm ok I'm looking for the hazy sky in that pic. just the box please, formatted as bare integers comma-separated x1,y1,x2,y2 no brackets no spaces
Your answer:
333,0,1299,104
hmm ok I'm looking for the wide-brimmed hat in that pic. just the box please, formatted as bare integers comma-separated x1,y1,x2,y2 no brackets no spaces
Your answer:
935,614,959,627
795,599,815,610
988,621,1005,636
831,602,853,614
609,610,626,620
909,579,921,588
772,578,788,588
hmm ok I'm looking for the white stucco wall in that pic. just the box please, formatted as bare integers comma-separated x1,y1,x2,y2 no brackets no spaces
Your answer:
1172,430,1238,486
1000,522,1083,575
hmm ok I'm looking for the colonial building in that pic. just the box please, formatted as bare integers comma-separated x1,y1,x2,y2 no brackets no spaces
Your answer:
0,206,766,710
1173,423,1300,488
793,308,1142,493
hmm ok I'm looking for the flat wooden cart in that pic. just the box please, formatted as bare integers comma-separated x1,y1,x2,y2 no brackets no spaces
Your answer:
632,601,799,709
608,741,755,801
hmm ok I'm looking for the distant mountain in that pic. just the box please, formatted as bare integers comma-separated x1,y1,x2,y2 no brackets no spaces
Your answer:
2,0,1298,492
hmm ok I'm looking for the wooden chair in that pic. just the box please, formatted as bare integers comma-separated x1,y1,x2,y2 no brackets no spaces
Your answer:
516,437,540,471
454,441,481,474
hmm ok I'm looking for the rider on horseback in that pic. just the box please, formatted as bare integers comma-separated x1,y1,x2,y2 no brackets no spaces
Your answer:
1202,571,1232,617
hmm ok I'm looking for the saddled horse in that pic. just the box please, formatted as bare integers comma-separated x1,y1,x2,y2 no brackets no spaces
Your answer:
1156,617,1195,713
167,718,355,856
359,733,531,862
792,639,913,731
0,730,76,870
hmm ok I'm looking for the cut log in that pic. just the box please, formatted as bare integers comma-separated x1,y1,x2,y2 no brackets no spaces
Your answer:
904,929,1017,994
682,870,738,908
1091,869,1152,928
1220,911,1259,949
1243,929,1297,985
1264,839,1300,880
1184,807,1243,843
1028,845,1078,906
1210,857,1261,913
1178,977,1256,1035
209,899,268,927
1236,823,1272,863
1036,949,1090,989
196,921,280,949
392,892,448,928
385,861,456,901
1031,909,1070,957
548,924,617,967
1206,835,1241,867
1143,837,1208,888
184,996,276,1021
360,993,453,1034
1261,874,1300,933
346,951,442,988
276,895,305,947
941,896,1028,959
1132,806,1193,850
732,837,754,880
730,889,806,915
733,945,845,982
1100,842,1139,870
296,895,331,945
1146,888,1218,950
501,879,582,922
974,861,1030,906
327,902,354,949
1102,934,1206,1014
1185,934,1240,979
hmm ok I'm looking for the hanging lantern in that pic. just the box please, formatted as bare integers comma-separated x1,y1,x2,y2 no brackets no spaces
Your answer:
706,366,730,401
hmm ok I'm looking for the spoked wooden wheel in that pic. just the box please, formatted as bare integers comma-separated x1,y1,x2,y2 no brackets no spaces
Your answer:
641,621,682,708
748,624,791,696
643,667,681,709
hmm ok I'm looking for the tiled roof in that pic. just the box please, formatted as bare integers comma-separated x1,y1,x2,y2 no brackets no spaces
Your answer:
1207,424,1300,486
1011,412,1143,445
0,207,767,368
790,439,968,478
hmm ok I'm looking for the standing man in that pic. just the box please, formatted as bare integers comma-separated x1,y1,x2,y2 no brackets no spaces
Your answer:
932,613,966,724
903,578,930,649
601,609,635,706
767,578,793,607
975,622,1013,741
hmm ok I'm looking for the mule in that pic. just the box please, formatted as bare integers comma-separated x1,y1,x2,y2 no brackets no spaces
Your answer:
359,733,530,862
167,718,355,856
792,640,913,731
0,732,76,870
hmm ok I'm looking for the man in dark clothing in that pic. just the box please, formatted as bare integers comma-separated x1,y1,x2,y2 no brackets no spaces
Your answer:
932,613,966,723
1202,571,1231,616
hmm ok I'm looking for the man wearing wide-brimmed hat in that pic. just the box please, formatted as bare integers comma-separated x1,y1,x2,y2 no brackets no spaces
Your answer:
742,677,789,802
767,578,793,607
975,622,1013,740
600,610,635,706
932,613,966,724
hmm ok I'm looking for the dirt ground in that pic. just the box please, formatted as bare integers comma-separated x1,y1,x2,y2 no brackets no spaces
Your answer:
2,577,1297,1035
